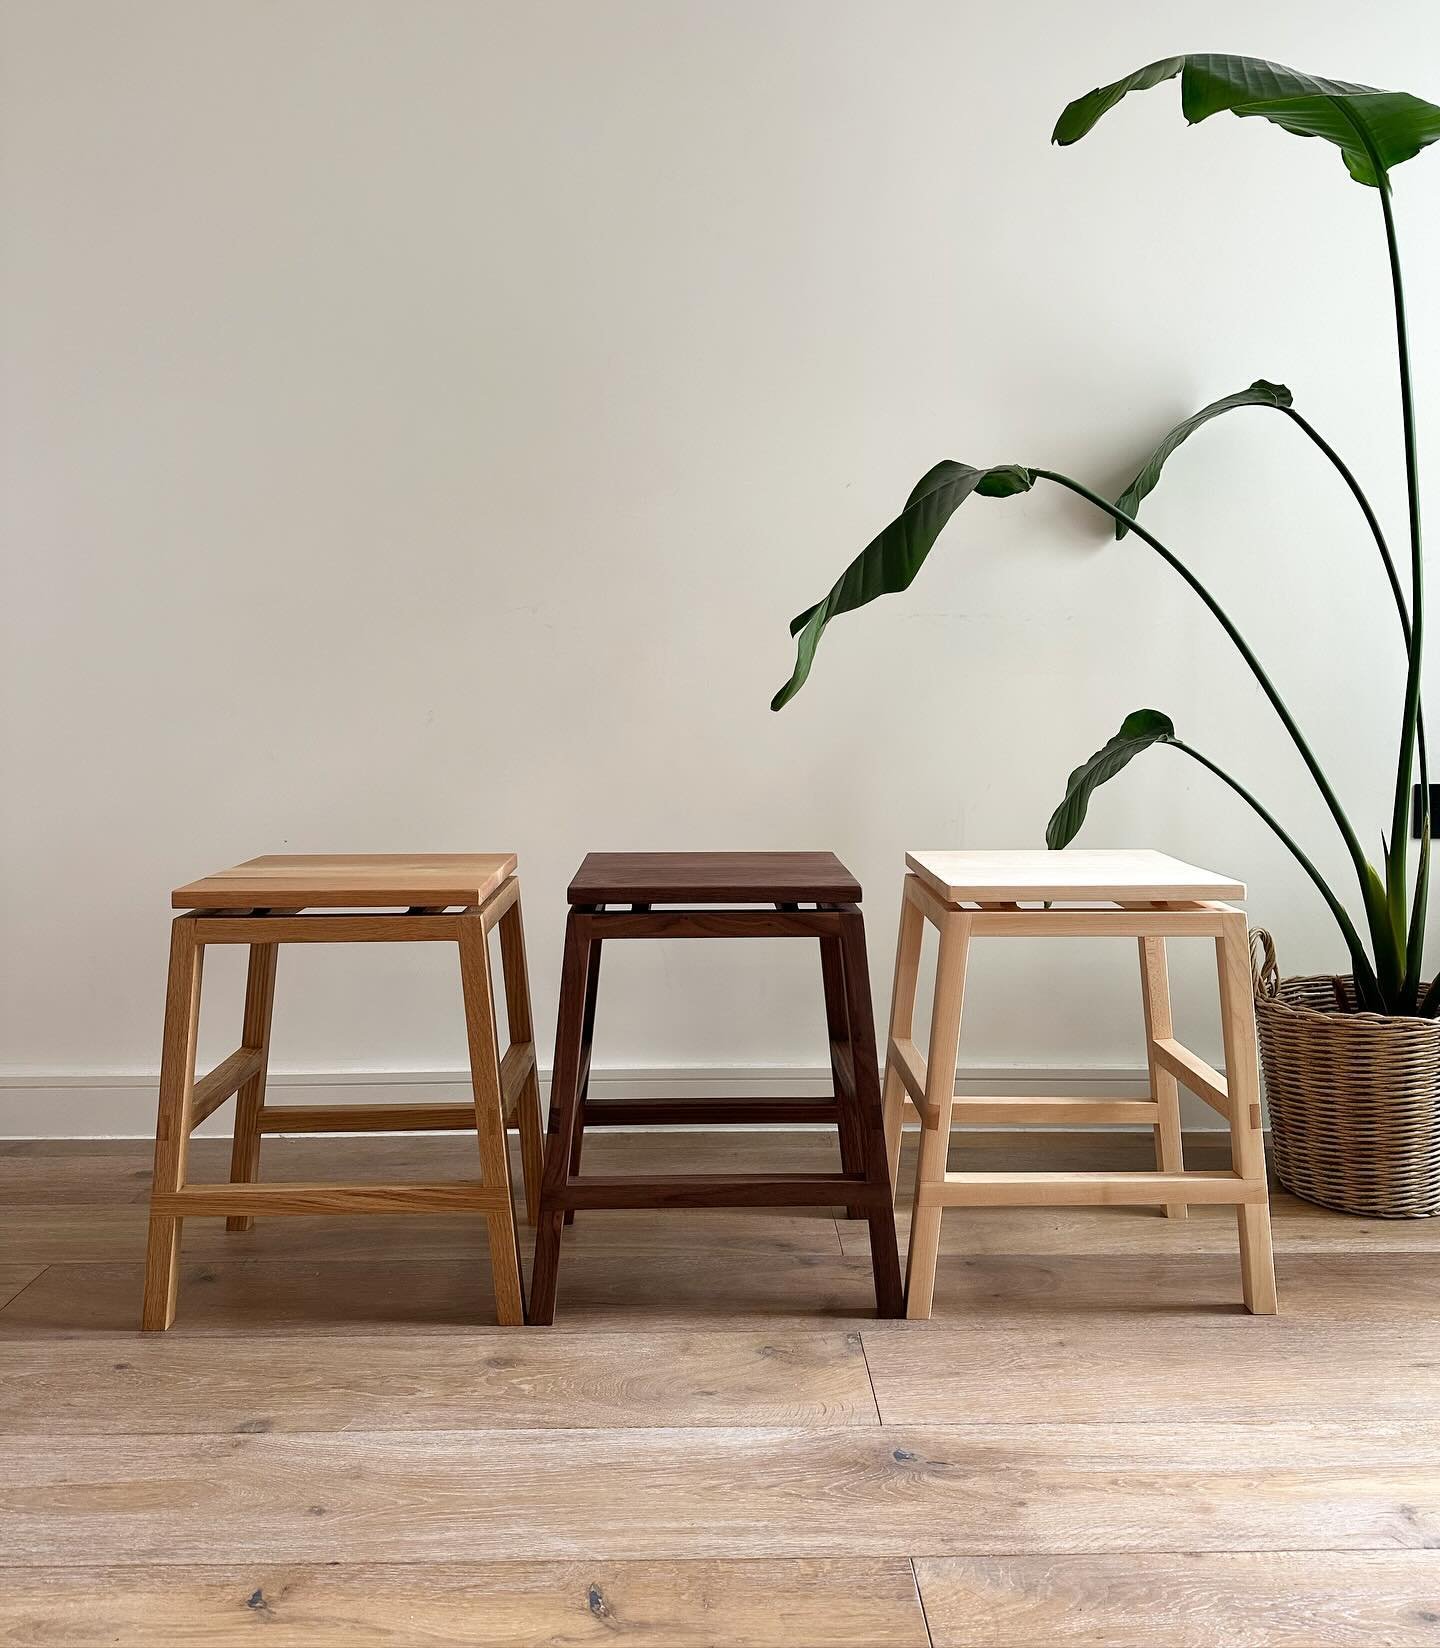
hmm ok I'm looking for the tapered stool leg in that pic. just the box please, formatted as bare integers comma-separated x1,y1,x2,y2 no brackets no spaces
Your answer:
564,938,602,1226
882,890,925,1193
820,933,866,1219
905,911,971,1321
837,909,904,1318
498,891,545,1224
458,912,526,1326
531,910,593,1325
226,942,278,1233
1138,936,1186,1220
142,919,204,1331
1216,913,1278,1314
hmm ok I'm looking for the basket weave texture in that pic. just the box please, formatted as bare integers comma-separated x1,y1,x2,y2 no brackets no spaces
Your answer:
1251,929,1440,1218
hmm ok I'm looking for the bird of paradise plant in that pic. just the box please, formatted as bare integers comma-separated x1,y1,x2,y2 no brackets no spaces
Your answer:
771,54,1440,1017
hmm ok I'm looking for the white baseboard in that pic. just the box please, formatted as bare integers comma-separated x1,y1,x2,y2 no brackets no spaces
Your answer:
0,1062,1231,1138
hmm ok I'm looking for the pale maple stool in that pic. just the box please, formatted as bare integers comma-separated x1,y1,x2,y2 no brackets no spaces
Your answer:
883,850,1280,1320
141,854,545,1330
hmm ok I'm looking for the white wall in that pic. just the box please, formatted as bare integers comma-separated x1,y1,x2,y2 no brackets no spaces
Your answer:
3,0,1438,1131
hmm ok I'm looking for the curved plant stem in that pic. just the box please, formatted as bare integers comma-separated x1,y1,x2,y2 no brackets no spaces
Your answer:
1280,406,1429,984
1375,170,1425,883
1339,109,1428,999
1030,467,1377,892
1169,738,1383,1006
1280,406,1411,636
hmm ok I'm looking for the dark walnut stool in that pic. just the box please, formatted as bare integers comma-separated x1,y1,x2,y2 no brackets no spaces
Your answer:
529,851,905,1323
141,854,545,1330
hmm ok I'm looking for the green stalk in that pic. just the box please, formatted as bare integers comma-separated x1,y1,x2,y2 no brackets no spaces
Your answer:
1342,113,1428,998
1283,401,1429,1000
1280,406,1412,638
1376,168,1425,881
1169,738,1383,1005
1031,466,1382,902
1406,821,1431,1013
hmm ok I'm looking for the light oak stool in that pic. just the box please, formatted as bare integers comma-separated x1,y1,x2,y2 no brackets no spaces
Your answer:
882,850,1279,1320
142,854,545,1330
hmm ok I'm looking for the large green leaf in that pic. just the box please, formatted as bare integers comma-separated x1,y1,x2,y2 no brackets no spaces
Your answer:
1114,379,1292,538
1054,54,1440,186
1046,709,1175,849
770,461,1032,710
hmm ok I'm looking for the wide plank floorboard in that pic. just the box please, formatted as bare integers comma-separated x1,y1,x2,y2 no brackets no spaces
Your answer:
0,1206,842,1265
3,1423,1438,1564
6,1130,1440,1645
0,1267,45,1311
0,1558,930,1647
913,1551,1440,1646
838,1194,1440,1254
0,1330,878,1433
861,1320,1440,1423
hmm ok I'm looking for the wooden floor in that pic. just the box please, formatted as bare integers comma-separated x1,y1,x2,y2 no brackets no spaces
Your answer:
2,1127,1438,1646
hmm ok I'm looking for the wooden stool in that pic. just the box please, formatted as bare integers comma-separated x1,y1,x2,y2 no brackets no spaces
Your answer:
142,854,545,1330
529,852,905,1323
883,850,1279,1320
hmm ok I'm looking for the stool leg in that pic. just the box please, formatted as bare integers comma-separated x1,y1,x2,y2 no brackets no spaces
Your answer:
882,887,925,1193
563,938,602,1227
458,912,526,1327
837,910,904,1319
226,942,278,1233
1138,936,1186,1220
498,890,545,1225
820,934,865,1219
531,910,593,1325
142,918,204,1331
1216,913,1278,1315
905,910,971,1321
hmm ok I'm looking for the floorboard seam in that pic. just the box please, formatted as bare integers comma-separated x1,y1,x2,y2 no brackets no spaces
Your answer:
908,1556,937,1648
0,1267,50,1317
857,1329,886,1425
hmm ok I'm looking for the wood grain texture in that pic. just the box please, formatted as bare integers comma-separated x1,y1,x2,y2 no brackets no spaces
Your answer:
0,1268,44,1310
172,853,517,910
913,1551,1440,1647
5,1250,1435,1338
0,1331,878,1434
141,917,203,1329
567,851,860,904
0,1206,843,1265
1138,934,1186,1218
3,1424,1437,1565
0,1559,929,1647
4,1132,1440,1646
838,1192,1440,1256
224,941,277,1230
861,1321,1440,1424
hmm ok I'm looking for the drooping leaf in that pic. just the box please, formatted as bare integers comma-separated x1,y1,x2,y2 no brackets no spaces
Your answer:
1054,54,1440,186
770,461,1032,710
1046,709,1175,849
1114,380,1292,538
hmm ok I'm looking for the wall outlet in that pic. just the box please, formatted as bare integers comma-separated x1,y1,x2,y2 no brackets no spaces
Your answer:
1413,784,1440,839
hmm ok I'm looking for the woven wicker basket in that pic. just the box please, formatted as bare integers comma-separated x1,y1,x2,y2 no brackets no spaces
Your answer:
1251,929,1440,1218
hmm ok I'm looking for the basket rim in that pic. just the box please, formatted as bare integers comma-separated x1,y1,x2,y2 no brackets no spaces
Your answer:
1256,978,1440,1032
1249,925,1439,1032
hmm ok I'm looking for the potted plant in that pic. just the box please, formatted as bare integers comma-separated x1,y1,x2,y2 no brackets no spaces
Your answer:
771,54,1440,1216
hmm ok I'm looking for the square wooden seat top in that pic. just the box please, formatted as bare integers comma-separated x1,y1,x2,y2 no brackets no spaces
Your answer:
172,853,517,910
567,851,861,906
905,849,1244,905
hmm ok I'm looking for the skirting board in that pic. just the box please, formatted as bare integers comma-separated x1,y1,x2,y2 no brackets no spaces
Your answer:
0,1064,1237,1139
